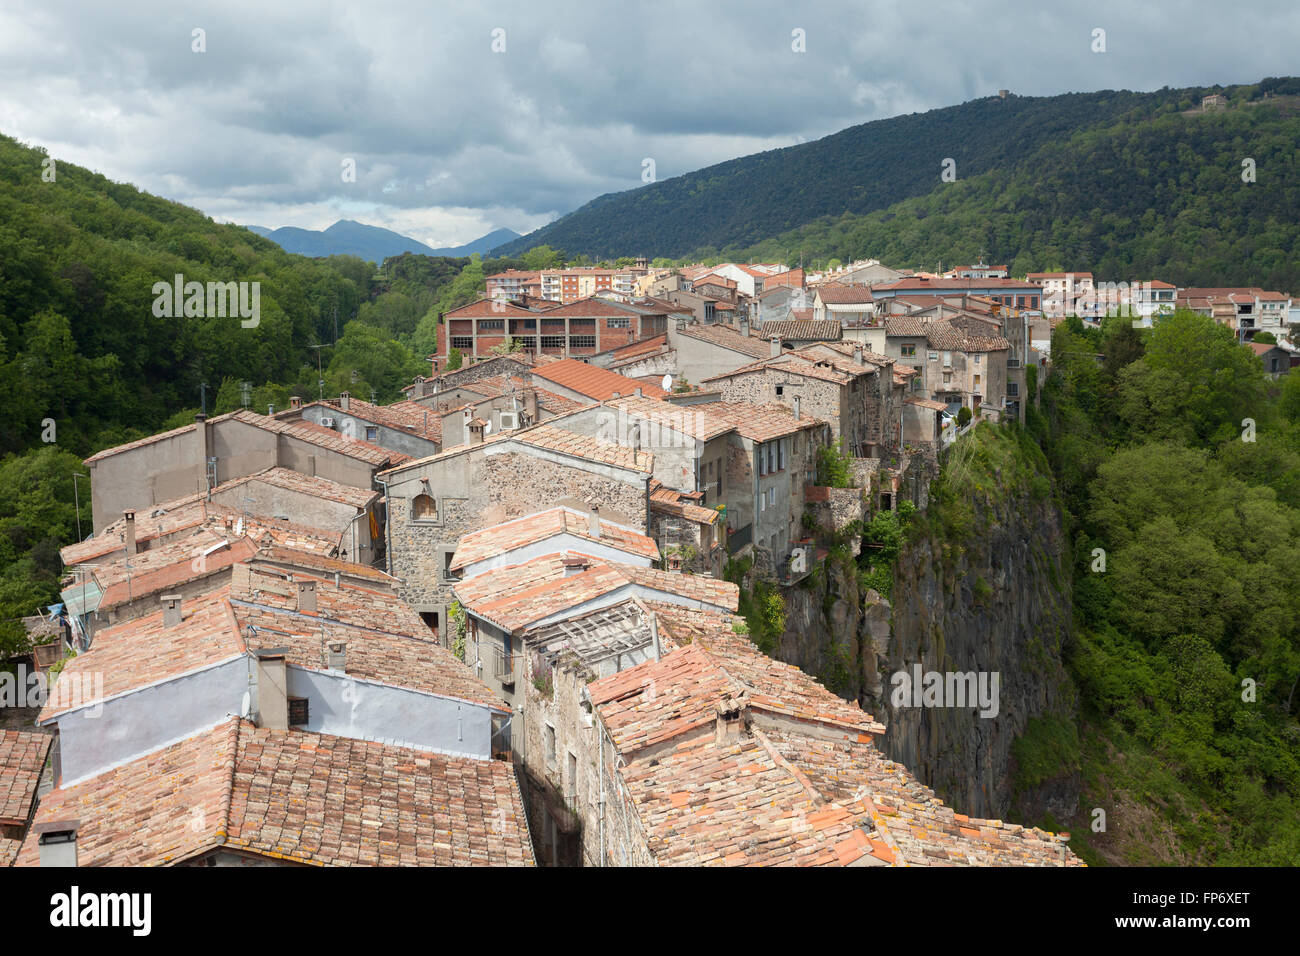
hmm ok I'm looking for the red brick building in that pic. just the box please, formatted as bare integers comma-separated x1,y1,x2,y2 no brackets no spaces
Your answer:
438,296,671,365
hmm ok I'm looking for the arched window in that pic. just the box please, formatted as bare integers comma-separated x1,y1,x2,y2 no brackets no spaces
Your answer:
412,493,438,521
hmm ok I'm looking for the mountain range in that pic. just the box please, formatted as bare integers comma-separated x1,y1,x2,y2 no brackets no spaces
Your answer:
246,220,520,263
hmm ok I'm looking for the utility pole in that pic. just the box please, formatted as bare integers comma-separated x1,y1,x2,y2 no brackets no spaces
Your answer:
71,473,89,541
308,344,329,401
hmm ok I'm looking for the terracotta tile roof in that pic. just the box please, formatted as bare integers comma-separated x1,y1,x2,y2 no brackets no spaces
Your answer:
693,401,826,442
609,334,669,360
0,730,52,831
455,553,737,634
450,508,660,572
378,418,654,478
84,410,407,469
874,277,1042,292
41,591,247,721
16,718,534,866
96,536,259,609
251,546,397,585
511,423,656,472
693,274,738,290
816,283,876,305
906,397,949,411
230,467,380,509
760,319,842,341
884,315,930,337
704,355,852,386
60,470,367,567
921,319,1009,353
43,564,505,721
385,400,444,442
305,397,442,443
609,394,735,441
531,358,668,401
444,299,541,318
587,630,1079,867
676,324,771,360
649,481,720,525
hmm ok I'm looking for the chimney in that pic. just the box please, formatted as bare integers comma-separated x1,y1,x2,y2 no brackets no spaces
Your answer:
161,594,182,627
35,821,79,867
634,386,642,397
769,336,782,357
714,690,750,745
524,389,538,422
793,395,801,419
587,506,602,538
254,649,289,730
740,317,750,336
297,580,317,613
306,455,316,477
268,404,275,415
340,391,350,412
562,556,590,577
854,345,864,365
327,640,347,672
123,510,137,556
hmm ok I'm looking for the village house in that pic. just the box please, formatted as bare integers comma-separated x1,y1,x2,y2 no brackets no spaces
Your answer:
872,275,1043,312
1026,272,1095,317
1248,340,1295,378
280,392,442,459
666,318,773,385
701,342,903,460
377,418,655,641
1177,287,1293,339
450,549,738,711
37,560,514,788
753,284,813,326
82,409,406,534
813,283,876,326
18,716,534,867
884,315,1011,417
580,614,1082,867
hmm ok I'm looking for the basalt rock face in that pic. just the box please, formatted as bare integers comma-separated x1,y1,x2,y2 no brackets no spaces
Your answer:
772,488,1078,821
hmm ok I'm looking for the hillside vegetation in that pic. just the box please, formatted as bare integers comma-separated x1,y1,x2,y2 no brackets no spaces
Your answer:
1021,312,1300,864
504,78,1300,293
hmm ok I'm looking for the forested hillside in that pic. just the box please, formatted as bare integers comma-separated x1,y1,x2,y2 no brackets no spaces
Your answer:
1022,312,1300,864
503,78,1300,294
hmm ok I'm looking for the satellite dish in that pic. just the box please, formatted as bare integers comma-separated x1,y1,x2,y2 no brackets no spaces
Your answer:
240,691,252,719
661,374,673,391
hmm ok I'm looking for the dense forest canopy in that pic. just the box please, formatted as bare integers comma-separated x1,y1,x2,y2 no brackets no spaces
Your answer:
1023,311,1300,864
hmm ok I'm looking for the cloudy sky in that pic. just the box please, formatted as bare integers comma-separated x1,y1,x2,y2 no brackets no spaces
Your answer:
2,0,1295,247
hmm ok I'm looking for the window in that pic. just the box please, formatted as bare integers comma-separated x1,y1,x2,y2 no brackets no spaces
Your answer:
443,551,457,580
412,493,437,521
942,351,952,366
778,439,786,471
545,724,556,770
570,335,596,349
451,336,473,349
540,335,566,349
943,372,952,384
365,425,378,442
478,319,503,331
1007,382,1019,397
928,351,939,362
775,385,784,396
607,317,631,329
974,353,981,365
901,344,916,357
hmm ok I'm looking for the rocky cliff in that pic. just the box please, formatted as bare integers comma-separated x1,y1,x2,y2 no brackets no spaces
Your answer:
773,426,1079,820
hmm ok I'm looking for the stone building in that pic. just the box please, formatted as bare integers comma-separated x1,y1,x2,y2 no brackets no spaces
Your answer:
377,420,655,640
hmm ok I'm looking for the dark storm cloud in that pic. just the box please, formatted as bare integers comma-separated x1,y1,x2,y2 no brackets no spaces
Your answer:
1,0,1296,246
